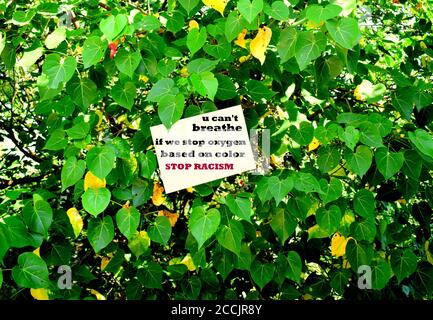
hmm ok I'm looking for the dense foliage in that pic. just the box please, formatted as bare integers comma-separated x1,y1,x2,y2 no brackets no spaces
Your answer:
1,0,433,300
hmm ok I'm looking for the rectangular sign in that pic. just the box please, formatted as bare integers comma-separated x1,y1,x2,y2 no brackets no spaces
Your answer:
150,105,256,193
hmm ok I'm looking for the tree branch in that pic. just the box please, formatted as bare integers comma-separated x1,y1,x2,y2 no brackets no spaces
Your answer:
0,124,42,163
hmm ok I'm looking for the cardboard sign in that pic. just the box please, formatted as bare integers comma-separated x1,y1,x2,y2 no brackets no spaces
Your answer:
150,105,256,193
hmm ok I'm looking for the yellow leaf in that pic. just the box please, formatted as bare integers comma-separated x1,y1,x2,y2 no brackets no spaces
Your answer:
235,29,247,48
33,247,41,257
188,20,199,31
84,171,106,191
152,182,165,206
186,186,194,193
180,66,190,78
100,257,111,271
425,241,433,265
139,74,149,83
239,55,250,64
202,0,228,16
158,209,179,227
66,207,83,238
328,164,346,177
30,288,49,300
90,289,106,300
180,253,196,271
342,257,351,269
331,232,348,257
308,137,320,152
249,26,272,65
95,110,104,127
301,293,314,300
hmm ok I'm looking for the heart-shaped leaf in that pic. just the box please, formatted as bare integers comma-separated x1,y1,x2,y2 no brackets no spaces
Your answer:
189,206,221,248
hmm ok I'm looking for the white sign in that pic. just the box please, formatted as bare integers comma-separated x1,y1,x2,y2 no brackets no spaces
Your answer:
150,105,256,193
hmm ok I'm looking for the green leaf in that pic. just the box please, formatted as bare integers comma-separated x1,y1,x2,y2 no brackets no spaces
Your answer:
99,14,128,41
137,262,163,289
116,206,140,240
277,28,297,63
0,223,10,260
115,49,141,78
345,145,373,177
187,27,207,56
82,36,107,69
390,249,418,283
111,81,136,110
81,187,111,217
290,122,314,146
338,126,359,150
269,175,294,205
2,216,36,248
295,31,327,70
158,93,185,129
139,151,157,179
375,147,404,180
12,253,49,289
67,78,98,110
61,157,86,191
42,54,77,88
66,122,90,140
147,78,177,103
266,1,291,21
86,145,116,179
306,4,342,24
225,195,253,222
294,172,322,193
287,195,312,221
255,176,274,203
190,71,218,101
319,177,343,205
346,239,373,272
45,27,66,49
238,0,264,24
23,194,53,236
216,220,244,256
44,129,68,151
179,0,199,14
215,74,237,100
286,251,302,283
0,32,5,56
87,216,115,253
246,79,276,102
353,189,375,219
316,205,341,234
187,58,218,74
270,208,297,244
392,90,413,120
225,11,247,42
189,206,221,248
148,216,172,245
326,17,360,49
351,219,376,242
128,231,151,258
330,269,350,295
214,248,235,280
250,260,275,289
402,150,422,180
18,47,44,68
317,147,340,173
408,129,433,161
371,259,392,290
235,243,252,271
